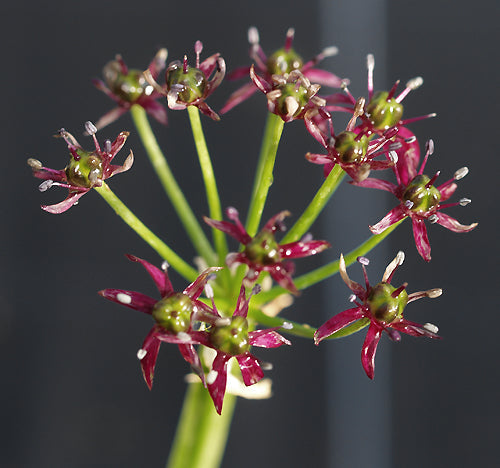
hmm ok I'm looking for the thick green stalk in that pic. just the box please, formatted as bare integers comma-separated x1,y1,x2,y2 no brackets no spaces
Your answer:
94,183,198,281
130,105,216,265
281,164,345,244
166,383,236,468
187,106,227,267
245,113,285,236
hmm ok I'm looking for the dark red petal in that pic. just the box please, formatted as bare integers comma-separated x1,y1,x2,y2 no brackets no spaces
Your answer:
139,328,161,389
314,307,365,343
361,322,383,380
435,212,478,233
93,107,128,132
411,217,432,262
126,254,172,296
303,68,344,88
177,343,206,386
220,82,257,114
204,216,251,244
249,329,291,348
390,319,440,339
236,352,264,386
98,288,157,314
268,264,298,294
184,267,222,300
144,100,168,126
354,177,397,193
279,240,330,259
369,206,407,235
41,191,88,214
207,353,231,415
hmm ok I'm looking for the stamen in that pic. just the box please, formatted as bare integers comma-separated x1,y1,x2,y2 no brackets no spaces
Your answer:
366,54,375,99
428,214,439,224
284,28,295,52
404,200,414,209
27,158,43,170
386,80,400,100
423,322,439,333
391,283,408,298
425,139,434,156
396,251,405,265
207,370,218,385
260,362,273,371
282,321,293,329
38,180,53,192
322,46,338,57
104,139,112,153
426,171,440,187
85,121,97,136
161,260,169,271
117,293,132,304
137,348,147,360
454,167,469,180
459,198,471,206
182,55,189,74
388,151,399,163
252,284,262,295
406,76,424,90
204,283,214,299
357,256,370,266
427,288,443,298
248,26,259,45
348,294,356,303
194,40,203,68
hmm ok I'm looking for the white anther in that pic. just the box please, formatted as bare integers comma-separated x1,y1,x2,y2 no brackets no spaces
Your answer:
282,321,293,330
176,332,191,342
284,96,300,118
358,256,370,266
137,348,147,360
348,294,356,303
38,180,54,192
117,293,132,304
252,284,262,295
396,251,405,265
459,198,471,206
406,76,424,90
366,54,375,70
215,317,231,326
405,200,414,209
204,283,214,299
388,151,399,163
423,322,439,333
207,370,218,385
426,139,434,155
322,46,339,57
405,136,417,144
427,288,443,298
104,140,112,153
85,121,98,135
428,214,439,224
454,167,469,180
27,158,43,170
161,260,169,271
248,26,259,44
260,362,273,371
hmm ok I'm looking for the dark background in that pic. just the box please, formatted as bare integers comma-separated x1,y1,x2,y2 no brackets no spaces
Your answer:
1,1,497,467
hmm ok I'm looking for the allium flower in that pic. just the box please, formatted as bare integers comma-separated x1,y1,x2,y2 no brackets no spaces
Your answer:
356,139,478,261
199,284,291,414
326,54,435,135
98,255,222,389
204,207,330,294
306,97,399,181
144,40,225,121
92,49,168,130
221,27,345,114
315,252,442,379
28,122,133,214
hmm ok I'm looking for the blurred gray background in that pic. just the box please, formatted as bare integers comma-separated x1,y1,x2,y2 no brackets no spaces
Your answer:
1,0,497,467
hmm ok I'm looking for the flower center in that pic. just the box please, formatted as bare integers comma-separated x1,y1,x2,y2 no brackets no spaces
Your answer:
152,292,194,334
166,64,207,103
366,91,403,130
334,131,369,163
65,150,103,188
275,82,310,118
266,47,304,75
244,230,281,266
103,61,149,102
210,316,250,356
366,282,408,324
402,174,441,214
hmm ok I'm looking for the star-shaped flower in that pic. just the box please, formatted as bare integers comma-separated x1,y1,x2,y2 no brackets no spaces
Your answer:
221,27,345,114
92,49,168,130
204,207,331,294
98,255,221,389
315,252,442,379
28,121,133,214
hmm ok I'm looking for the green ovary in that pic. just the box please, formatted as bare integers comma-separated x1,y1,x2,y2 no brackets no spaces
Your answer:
244,230,281,266
65,151,103,188
167,65,207,103
266,48,303,75
402,174,441,214
210,316,250,356
334,131,369,163
366,91,403,130
152,293,193,334
367,282,408,323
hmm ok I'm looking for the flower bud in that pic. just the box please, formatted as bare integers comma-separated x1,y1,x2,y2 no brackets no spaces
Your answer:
367,282,408,323
210,316,250,356
366,91,403,130
402,174,441,214
152,292,193,334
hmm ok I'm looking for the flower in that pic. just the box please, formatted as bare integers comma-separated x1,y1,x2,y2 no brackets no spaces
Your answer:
144,40,225,121
98,255,222,389
199,284,291,414
315,252,442,379
204,207,331,294
220,27,345,114
92,49,168,130
28,121,133,214
355,138,478,261
306,97,399,181
326,54,435,135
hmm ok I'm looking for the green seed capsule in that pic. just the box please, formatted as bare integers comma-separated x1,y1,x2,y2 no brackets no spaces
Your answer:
334,131,369,163
152,293,193,334
166,64,207,103
210,316,250,356
266,47,304,75
65,150,103,188
245,230,281,266
103,60,149,103
366,91,403,130
402,174,441,214
367,282,408,323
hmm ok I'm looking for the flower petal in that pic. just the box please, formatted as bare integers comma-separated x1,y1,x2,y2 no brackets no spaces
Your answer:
236,352,264,386
314,307,365,343
41,191,87,214
93,107,128,131
411,217,432,262
203,216,251,245
125,254,172,297
361,322,383,379
369,206,407,235
207,353,231,415
184,267,222,300
177,343,206,386
98,288,157,314
139,327,161,390
279,240,330,259
220,82,258,114
435,212,478,233
144,99,168,126
304,68,344,88
249,329,291,348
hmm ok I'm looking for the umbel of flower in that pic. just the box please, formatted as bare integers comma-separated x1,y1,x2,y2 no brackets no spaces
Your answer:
326,54,435,135
220,27,345,114
144,40,225,121
98,255,222,389
355,139,478,261
315,252,442,379
196,284,291,414
204,207,331,294
306,97,399,181
28,122,133,214
92,49,168,130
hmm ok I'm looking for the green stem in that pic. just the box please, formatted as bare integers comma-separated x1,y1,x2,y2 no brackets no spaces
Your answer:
187,106,227,267
281,164,345,244
245,113,285,236
166,383,236,468
130,105,216,265
94,182,198,281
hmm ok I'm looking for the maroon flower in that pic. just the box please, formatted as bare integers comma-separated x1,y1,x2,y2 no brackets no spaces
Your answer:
356,139,478,261
306,97,399,181
221,27,345,114
99,255,222,389
92,49,168,130
28,122,133,214
199,284,291,414
326,54,435,135
315,252,442,379
204,207,331,294
144,41,225,121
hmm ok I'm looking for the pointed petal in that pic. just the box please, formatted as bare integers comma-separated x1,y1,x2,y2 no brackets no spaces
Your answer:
233,285,250,318
93,107,128,131
390,319,440,339
107,150,134,177
411,217,432,262
177,343,206,386
183,267,223,299
203,216,251,244
227,65,253,80
207,353,231,415
305,152,332,166
236,352,264,386
147,48,168,80
144,100,168,126
361,323,383,379
268,264,298,295
435,212,478,233
250,65,272,93
354,177,397,193
31,166,67,182
109,131,130,157
437,182,457,202
125,254,172,296
279,240,330,259
304,68,344,87
339,254,366,298
220,82,258,114
196,101,221,121
249,329,292,348
139,328,161,389
369,206,407,235
98,288,157,314
41,191,87,214
314,307,365,343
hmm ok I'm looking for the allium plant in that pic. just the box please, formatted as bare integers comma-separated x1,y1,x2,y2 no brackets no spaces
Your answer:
28,28,477,468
